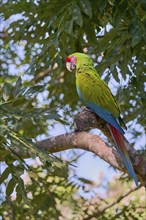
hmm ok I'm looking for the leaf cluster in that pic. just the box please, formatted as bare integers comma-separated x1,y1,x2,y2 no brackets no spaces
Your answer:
1,0,146,129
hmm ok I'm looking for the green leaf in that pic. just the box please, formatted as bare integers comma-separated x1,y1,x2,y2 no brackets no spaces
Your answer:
131,30,142,47
17,177,30,205
32,193,54,210
129,20,142,47
0,167,11,184
16,183,22,203
2,82,12,101
84,20,97,45
6,177,16,196
8,132,49,161
80,0,92,18
111,67,120,82
13,77,22,97
140,0,146,11
24,85,44,95
78,177,93,184
73,5,83,27
98,0,107,11
65,19,74,35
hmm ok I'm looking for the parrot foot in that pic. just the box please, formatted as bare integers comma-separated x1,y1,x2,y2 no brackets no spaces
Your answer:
83,107,93,113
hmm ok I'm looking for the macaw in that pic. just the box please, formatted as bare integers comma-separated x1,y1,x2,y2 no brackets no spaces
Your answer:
66,52,138,186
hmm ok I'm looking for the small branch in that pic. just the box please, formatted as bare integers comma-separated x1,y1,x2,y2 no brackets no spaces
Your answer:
31,66,51,84
84,185,142,220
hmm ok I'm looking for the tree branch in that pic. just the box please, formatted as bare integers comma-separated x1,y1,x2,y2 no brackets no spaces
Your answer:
31,66,51,84
37,131,146,187
36,108,146,187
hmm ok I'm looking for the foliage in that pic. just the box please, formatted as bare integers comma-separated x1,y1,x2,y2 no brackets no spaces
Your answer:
71,179,145,220
0,160,75,220
0,0,146,219
0,168,145,219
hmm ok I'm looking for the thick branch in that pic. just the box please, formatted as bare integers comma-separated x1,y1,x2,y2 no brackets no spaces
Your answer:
37,108,146,186
37,131,146,187
37,132,119,167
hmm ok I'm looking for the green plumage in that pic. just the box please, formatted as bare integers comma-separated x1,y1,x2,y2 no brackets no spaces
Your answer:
70,52,124,125
77,64,120,117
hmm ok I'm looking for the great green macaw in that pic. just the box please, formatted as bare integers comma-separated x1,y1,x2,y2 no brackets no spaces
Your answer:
66,52,138,186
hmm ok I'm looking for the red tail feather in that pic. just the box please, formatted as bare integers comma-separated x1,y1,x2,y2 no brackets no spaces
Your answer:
108,124,138,186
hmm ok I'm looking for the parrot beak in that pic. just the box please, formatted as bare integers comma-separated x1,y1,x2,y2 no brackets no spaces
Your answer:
66,62,76,72
65,56,76,72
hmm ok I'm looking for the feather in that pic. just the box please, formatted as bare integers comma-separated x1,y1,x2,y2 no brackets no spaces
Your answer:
108,124,138,186
77,86,124,134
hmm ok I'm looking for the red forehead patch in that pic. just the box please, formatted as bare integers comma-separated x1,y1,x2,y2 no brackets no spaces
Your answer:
65,57,71,62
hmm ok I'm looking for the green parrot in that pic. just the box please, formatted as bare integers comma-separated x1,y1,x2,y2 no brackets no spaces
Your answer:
66,52,138,186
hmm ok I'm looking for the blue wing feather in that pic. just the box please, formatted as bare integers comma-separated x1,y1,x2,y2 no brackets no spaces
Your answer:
87,101,125,135
77,86,124,135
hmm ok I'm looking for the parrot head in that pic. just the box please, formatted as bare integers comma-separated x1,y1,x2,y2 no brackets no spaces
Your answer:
65,52,93,72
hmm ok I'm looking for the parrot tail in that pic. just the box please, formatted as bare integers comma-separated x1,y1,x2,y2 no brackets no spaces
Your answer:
108,124,138,186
